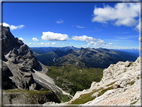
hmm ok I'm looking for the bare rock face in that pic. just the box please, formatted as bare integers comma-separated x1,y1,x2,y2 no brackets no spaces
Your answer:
1,26,47,90
66,57,141,106
2,62,17,89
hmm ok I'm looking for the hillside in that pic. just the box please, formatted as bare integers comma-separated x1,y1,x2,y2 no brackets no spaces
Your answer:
34,47,137,68
1,26,141,106
46,65,103,95
44,56,141,106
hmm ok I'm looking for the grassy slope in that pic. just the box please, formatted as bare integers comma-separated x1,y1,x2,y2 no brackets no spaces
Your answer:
46,64,103,96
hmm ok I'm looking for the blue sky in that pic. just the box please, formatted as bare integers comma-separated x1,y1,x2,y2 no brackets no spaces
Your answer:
2,2,140,49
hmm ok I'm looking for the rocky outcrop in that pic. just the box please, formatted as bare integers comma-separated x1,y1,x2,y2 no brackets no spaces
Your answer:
1,26,72,104
53,56,141,106
2,26,47,90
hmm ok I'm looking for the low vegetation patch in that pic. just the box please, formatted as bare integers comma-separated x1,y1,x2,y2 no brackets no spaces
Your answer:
5,89,52,94
70,87,103,104
46,64,103,96
4,89,61,104
70,85,115,104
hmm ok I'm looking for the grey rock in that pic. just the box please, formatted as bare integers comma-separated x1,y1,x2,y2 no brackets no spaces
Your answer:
1,26,45,90
18,44,29,55
124,61,131,67
2,62,17,89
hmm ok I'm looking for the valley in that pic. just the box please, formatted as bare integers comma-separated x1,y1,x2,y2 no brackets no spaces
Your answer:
46,65,103,96
1,26,141,106
1,2,141,106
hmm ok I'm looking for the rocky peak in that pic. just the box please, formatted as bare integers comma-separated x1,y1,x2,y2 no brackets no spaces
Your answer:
2,27,23,54
1,26,48,90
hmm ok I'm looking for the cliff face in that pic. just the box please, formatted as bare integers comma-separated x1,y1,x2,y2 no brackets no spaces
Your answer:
2,26,48,90
1,26,72,104
65,56,141,106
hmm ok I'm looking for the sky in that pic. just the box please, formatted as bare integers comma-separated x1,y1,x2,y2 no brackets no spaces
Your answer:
2,2,141,49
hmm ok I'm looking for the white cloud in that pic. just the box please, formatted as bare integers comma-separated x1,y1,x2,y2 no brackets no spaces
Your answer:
0,22,9,27
76,25,85,28
92,3,140,27
41,31,69,41
56,20,63,24
72,35,106,47
51,42,56,45
0,22,24,30
109,43,113,45
32,37,39,42
29,43,32,45
10,25,24,30
41,42,50,45
115,18,137,27
19,37,25,42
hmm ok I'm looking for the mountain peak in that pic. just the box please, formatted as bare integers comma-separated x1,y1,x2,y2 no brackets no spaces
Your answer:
2,26,48,90
1,26,10,32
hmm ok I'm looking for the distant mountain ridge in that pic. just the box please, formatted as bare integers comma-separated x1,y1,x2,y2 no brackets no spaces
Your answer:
33,47,137,68
30,46,80,54
115,49,139,57
30,47,139,58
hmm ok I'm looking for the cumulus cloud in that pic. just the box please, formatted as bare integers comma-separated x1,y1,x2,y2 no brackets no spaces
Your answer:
0,22,9,27
56,20,63,24
19,37,25,42
32,37,39,42
76,25,85,28
41,31,69,41
92,3,140,27
0,22,24,30
72,35,106,47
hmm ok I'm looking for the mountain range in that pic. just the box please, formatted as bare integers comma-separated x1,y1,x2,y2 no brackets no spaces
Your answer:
33,47,137,68
30,46,80,54
30,46,139,57
1,26,141,106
